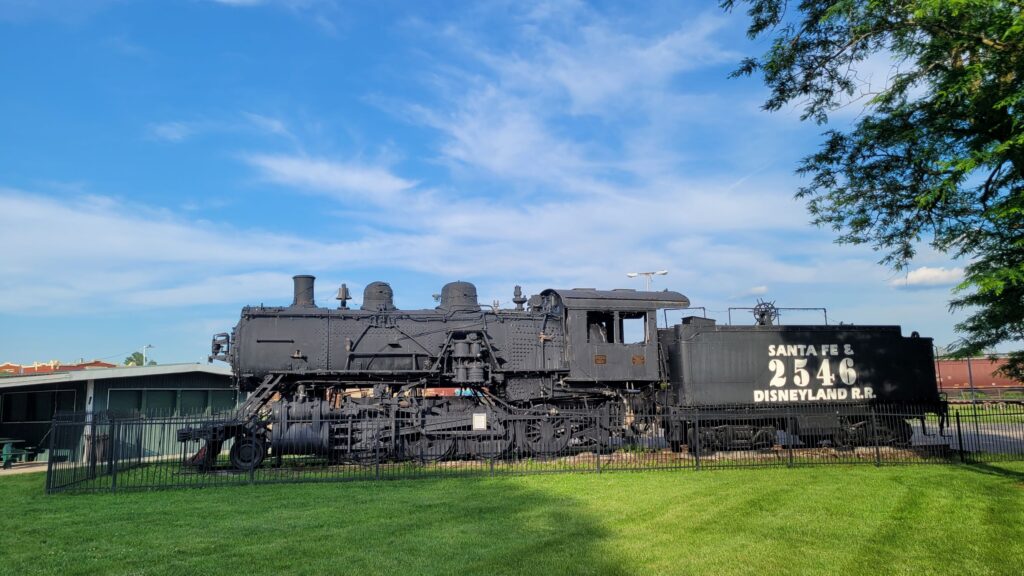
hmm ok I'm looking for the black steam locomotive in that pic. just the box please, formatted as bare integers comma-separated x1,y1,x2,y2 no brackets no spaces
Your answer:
180,275,946,469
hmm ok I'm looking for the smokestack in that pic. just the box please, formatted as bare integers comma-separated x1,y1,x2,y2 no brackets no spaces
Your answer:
292,275,316,307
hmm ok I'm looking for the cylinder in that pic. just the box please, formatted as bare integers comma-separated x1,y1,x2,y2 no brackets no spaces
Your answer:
292,275,316,307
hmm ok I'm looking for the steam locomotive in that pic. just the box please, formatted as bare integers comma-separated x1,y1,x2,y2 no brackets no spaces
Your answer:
180,275,946,469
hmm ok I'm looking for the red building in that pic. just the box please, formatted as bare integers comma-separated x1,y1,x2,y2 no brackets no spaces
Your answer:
0,360,117,376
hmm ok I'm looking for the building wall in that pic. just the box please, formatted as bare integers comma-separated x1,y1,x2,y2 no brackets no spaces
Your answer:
0,370,236,452
0,381,88,448
92,372,237,416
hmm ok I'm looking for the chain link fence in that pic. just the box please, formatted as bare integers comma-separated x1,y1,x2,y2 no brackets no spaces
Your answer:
44,401,1024,493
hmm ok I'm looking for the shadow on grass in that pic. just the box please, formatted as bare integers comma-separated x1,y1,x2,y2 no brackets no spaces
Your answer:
961,461,1024,483
4,473,630,576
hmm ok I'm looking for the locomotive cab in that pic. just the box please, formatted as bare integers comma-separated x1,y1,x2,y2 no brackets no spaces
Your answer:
541,289,690,383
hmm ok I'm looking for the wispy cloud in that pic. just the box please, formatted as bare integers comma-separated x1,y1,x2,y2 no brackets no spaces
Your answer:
208,0,324,7
204,0,341,32
480,11,739,115
397,5,753,201
0,180,867,316
242,112,292,138
890,266,964,289
146,112,295,143
209,0,266,6
103,35,149,57
148,121,199,142
732,285,769,300
0,189,337,313
412,88,598,192
242,154,418,204
0,0,120,23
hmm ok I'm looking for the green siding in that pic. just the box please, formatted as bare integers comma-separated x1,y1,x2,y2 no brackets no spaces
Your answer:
93,372,235,414
0,382,87,448
0,370,234,451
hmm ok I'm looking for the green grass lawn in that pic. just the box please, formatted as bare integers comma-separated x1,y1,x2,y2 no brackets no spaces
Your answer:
3,464,1023,576
948,404,1024,424
925,404,1024,425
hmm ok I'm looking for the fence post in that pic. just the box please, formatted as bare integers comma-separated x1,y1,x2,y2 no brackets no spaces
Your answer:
45,419,58,494
694,410,701,471
869,406,881,467
375,438,381,481
110,418,118,493
786,413,794,468
249,436,256,485
955,410,965,463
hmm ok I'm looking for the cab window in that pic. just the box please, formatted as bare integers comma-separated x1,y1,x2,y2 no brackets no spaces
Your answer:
586,311,614,343
619,311,647,344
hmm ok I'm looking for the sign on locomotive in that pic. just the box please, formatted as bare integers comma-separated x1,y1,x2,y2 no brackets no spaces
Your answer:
179,275,946,469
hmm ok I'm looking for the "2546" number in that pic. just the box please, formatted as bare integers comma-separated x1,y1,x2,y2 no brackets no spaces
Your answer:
768,358,857,387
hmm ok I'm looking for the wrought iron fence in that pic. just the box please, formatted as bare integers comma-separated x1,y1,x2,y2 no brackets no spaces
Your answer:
44,401,1024,493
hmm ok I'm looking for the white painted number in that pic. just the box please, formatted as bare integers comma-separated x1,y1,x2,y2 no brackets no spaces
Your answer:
839,358,857,385
793,358,810,387
767,357,857,387
769,359,786,387
816,359,835,386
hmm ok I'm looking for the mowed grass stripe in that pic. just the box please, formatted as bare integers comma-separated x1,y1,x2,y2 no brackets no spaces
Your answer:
2,464,1022,576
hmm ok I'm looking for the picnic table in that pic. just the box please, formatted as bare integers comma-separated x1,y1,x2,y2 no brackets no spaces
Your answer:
1,438,28,469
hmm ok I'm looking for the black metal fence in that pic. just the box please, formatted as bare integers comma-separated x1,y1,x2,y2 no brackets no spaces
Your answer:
44,402,1024,493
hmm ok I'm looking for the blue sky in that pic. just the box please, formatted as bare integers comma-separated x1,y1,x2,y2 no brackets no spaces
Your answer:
0,0,967,365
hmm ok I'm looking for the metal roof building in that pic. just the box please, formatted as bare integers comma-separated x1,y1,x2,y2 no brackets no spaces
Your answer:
0,363,234,454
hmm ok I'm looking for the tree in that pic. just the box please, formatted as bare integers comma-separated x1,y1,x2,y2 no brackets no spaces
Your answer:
124,352,157,367
723,0,1024,379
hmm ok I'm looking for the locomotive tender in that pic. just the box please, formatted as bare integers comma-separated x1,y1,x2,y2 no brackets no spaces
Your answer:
182,275,945,469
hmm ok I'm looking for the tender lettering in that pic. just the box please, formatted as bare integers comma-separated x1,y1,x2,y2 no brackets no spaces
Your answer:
761,343,866,401
754,387,873,403
769,343,847,357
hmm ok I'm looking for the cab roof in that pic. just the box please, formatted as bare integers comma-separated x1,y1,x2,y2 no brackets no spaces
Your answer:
541,288,690,311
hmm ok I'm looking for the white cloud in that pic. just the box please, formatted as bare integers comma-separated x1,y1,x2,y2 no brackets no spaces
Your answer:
397,5,764,204
208,0,267,6
0,189,349,313
243,154,418,204
147,112,296,144
0,178,861,316
413,87,597,192
208,0,329,6
204,0,341,32
484,12,739,115
124,272,297,306
0,0,119,23
0,183,966,350
890,266,964,289
242,112,292,138
148,121,198,142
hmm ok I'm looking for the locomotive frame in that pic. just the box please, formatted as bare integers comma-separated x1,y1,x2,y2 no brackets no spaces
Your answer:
179,275,948,469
